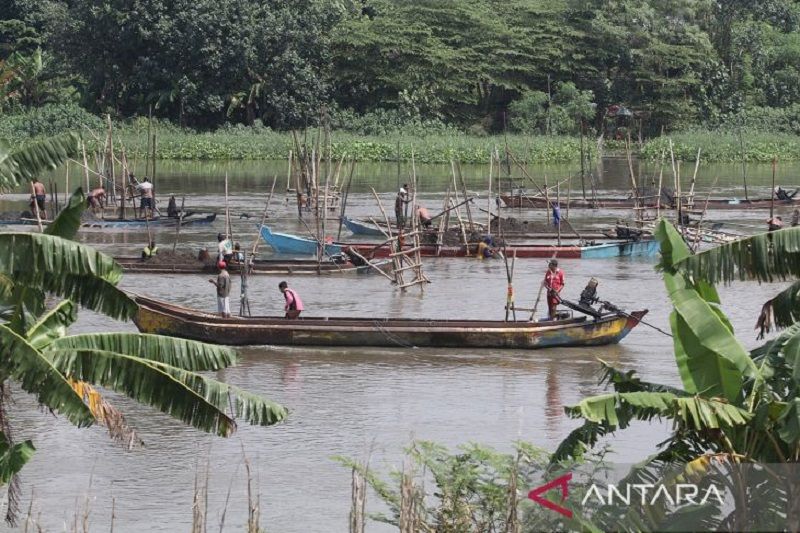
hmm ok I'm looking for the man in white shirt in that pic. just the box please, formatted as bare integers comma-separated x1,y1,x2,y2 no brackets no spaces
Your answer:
137,177,154,218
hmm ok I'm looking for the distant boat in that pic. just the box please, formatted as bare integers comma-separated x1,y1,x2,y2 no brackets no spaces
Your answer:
133,294,648,349
114,256,390,276
81,213,217,228
341,216,387,236
500,194,799,210
346,239,659,259
259,225,343,256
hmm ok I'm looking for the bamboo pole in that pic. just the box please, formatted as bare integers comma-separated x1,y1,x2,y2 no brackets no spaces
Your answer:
771,157,777,219
739,128,749,201
251,176,278,261
543,174,551,224
81,143,90,197
172,196,186,254
286,150,293,191
556,181,562,247
224,172,231,240
107,114,116,207
688,148,701,208
64,160,70,202
151,133,157,206
337,160,356,241
487,152,493,235
320,170,330,266
580,120,586,200
455,161,474,231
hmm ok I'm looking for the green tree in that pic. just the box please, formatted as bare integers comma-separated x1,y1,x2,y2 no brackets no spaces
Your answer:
0,134,287,524
552,220,800,530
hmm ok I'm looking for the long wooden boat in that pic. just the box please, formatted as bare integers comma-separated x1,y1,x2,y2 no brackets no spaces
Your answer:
81,213,217,229
133,295,648,349
260,225,343,255
346,239,657,259
500,194,800,210
114,256,391,276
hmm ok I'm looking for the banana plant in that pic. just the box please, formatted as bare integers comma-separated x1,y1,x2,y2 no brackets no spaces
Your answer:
551,220,800,531
0,189,287,524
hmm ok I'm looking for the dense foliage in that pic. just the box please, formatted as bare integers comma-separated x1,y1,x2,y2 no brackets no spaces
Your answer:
2,0,800,143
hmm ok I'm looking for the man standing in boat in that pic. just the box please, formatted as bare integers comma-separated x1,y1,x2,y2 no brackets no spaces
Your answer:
279,281,304,319
544,259,565,320
209,261,231,318
395,183,410,229
30,178,47,219
137,177,155,218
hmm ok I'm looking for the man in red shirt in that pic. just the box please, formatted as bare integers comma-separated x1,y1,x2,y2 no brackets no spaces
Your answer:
544,259,565,320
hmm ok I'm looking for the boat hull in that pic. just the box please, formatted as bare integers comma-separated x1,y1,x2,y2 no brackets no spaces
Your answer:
341,216,386,236
115,257,389,276
500,194,799,210
260,225,343,255
133,296,647,349
81,213,217,228
348,239,658,259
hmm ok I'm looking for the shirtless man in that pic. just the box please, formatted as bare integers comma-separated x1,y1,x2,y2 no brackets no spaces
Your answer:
30,178,47,219
87,187,107,210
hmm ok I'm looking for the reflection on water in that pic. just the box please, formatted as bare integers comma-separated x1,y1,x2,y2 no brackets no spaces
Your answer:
0,159,785,531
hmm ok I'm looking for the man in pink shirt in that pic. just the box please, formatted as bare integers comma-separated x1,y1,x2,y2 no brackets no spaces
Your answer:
279,281,304,319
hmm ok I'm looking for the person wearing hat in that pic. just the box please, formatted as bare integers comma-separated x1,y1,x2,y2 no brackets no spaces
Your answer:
544,259,565,320
209,261,232,318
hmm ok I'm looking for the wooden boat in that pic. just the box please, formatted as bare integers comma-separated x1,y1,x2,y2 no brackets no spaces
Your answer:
347,239,658,259
260,225,343,255
133,295,648,349
500,194,800,210
114,256,391,276
81,213,217,228
341,216,387,236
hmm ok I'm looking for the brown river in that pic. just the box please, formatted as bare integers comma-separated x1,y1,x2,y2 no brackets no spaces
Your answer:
0,158,788,531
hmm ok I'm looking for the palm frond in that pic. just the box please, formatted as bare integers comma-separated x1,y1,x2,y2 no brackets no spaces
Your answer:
25,300,76,349
46,333,238,371
673,225,800,285
69,380,142,448
0,274,12,299
44,187,86,240
565,391,751,432
0,432,34,485
756,281,800,338
0,233,136,320
549,421,612,463
49,349,287,436
597,359,688,395
0,325,94,427
0,133,80,190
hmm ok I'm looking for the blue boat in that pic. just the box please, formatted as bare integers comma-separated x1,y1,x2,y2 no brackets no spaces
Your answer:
259,225,344,256
579,239,659,259
341,216,387,236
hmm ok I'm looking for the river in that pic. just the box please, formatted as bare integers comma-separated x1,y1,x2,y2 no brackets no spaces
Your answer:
0,159,787,531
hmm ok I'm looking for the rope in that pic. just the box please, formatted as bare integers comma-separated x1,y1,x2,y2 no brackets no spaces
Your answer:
372,320,417,349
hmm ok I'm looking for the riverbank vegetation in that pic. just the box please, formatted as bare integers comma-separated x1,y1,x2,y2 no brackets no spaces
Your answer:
3,1,800,162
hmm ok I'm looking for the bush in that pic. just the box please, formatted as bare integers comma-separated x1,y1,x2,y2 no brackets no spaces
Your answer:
0,102,103,139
